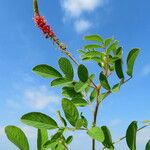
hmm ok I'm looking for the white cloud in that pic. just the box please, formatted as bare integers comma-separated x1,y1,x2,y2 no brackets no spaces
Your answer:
6,85,60,111
142,64,150,76
24,86,60,110
74,19,92,33
62,0,105,17
61,0,107,33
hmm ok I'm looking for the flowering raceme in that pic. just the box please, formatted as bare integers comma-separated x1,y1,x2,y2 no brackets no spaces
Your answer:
34,13,55,38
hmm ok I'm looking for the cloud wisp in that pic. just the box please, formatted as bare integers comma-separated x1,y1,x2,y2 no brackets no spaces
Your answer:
61,0,107,33
74,19,92,33
62,0,105,17
23,86,60,110
6,85,60,111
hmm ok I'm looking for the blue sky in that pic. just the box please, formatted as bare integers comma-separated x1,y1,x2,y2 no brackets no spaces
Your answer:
0,0,150,149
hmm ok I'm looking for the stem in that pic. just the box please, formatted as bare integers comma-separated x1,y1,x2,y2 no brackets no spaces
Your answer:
92,86,101,150
101,124,150,150
92,101,100,150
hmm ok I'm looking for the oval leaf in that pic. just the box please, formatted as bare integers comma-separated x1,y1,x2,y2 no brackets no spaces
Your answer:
87,127,104,142
51,78,72,87
62,87,82,99
126,48,140,77
74,82,88,92
37,129,48,150
111,83,121,93
71,98,88,107
84,44,102,50
84,35,103,42
99,72,111,90
58,57,74,80
81,51,103,58
126,121,137,150
104,38,114,47
115,59,124,79
32,64,62,78
78,64,89,82
66,136,73,145
21,112,58,130
62,98,79,126
101,126,114,149
90,89,97,102
75,118,84,129
106,41,119,54
5,126,29,150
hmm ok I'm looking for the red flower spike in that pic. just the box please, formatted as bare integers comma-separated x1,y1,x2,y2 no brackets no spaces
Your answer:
33,14,55,38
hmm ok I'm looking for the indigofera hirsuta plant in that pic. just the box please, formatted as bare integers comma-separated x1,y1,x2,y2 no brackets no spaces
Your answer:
5,0,150,150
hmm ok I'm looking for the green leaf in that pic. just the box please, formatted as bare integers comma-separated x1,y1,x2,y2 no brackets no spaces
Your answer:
62,98,79,126
99,72,111,90
81,51,103,58
57,111,67,127
87,127,104,142
115,47,123,58
126,121,137,150
101,126,114,149
43,129,64,149
98,92,110,102
51,78,72,87
32,64,62,78
78,64,89,82
115,59,124,79
51,129,64,141
112,83,121,93
84,44,102,50
43,140,57,149
74,82,88,93
66,136,73,145
37,129,48,150
58,57,74,80
84,35,103,42
5,126,29,150
106,41,119,54
75,118,84,129
71,98,88,107
90,89,97,102
78,49,86,54
81,115,88,128
104,38,114,47
145,140,150,150
21,112,58,130
126,48,140,77
62,87,82,99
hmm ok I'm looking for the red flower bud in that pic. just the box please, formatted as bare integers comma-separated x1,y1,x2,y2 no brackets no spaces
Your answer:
33,14,55,38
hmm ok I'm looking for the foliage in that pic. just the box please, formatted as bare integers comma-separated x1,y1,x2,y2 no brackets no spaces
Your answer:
4,0,150,150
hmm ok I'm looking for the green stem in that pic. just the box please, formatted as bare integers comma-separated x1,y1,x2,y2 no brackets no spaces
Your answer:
33,0,39,14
